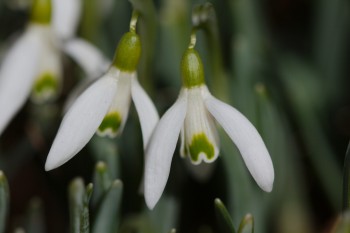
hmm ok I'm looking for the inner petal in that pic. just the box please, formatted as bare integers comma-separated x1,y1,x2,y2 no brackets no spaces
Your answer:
189,133,215,162
97,70,132,138
30,28,62,103
183,86,219,165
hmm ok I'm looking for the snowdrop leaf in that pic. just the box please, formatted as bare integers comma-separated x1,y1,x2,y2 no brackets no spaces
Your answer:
0,171,9,233
91,161,111,208
92,180,123,233
238,214,254,233
214,198,236,233
45,75,117,171
52,0,81,39
68,178,93,233
144,90,187,209
63,38,109,77
131,75,159,148
205,95,274,192
0,32,41,136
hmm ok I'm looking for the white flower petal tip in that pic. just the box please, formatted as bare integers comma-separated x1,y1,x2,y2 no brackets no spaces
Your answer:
45,75,118,171
131,75,159,148
52,0,82,39
205,95,275,192
0,30,41,136
144,90,188,209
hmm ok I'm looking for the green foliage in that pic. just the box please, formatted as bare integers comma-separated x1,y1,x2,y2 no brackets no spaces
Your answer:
0,0,349,232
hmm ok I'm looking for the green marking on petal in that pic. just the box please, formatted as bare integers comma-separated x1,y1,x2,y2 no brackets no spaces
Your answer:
98,112,122,136
32,73,59,100
189,133,215,163
30,0,52,24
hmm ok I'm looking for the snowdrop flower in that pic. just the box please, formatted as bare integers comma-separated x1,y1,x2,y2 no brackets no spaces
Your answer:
144,47,274,209
0,0,90,136
45,16,159,171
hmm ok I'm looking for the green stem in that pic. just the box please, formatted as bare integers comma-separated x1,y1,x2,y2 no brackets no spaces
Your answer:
0,171,9,233
128,0,157,95
191,3,228,100
129,10,139,33
188,28,197,49
343,141,350,211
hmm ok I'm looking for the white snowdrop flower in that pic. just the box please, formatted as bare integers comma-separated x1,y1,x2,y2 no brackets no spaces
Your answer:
45,31,159,171
144,48,274,209
0,0,104,136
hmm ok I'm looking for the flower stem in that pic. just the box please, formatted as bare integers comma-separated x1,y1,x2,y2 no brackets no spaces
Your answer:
188,28,197,49
343,141,350,211
191,3,228,100
129,10,139,33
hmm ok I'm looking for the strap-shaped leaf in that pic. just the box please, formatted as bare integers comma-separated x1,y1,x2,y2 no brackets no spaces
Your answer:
69,178,93,233
91,161,112,208
92,180,123,233
0,171,9,233
237,214,254,233
214,198,236,233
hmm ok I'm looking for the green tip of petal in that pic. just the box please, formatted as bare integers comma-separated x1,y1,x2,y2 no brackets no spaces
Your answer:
189,133,215,164
112,32,141,72
97,112,122,137
31,73,59,102
181,49,205,88
30,0,52,24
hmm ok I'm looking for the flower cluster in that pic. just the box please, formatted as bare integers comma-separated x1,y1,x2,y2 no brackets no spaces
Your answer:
0,0,108,136
0,0,274,211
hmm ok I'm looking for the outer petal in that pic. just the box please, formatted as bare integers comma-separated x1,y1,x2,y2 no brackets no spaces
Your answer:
63,39,110,77
0,30,41,135
45,74,117,171
131,75,159,148
52,0,81,39
144,89,187,209
205,94,274,192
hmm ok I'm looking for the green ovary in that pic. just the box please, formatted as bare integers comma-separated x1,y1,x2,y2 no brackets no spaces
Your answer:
33,73,58,97
98,112,122,136
188,133,215,163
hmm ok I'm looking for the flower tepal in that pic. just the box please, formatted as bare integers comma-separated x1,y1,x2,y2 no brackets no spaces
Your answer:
0,0,82,136
144,48,274,209
45,23,159,171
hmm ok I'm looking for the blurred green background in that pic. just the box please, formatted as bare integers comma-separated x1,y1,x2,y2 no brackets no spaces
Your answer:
0,0,350,232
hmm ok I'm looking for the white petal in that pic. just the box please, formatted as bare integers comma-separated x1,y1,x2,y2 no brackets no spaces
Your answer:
144,89,188,209
183,86,219,165
45,74,117,171
0,30,41,135
96,70,131,137
63,39,110,77
205,94,274,192
63,78,98,114
31,34,62,103
52,0,81,39
131,75,159,148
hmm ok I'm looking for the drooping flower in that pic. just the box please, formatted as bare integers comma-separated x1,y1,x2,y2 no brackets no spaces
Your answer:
0,0,106,136
45,28,159,171
144,48,274,209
